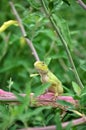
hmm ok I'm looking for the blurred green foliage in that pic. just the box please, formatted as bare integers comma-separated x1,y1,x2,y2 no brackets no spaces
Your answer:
0,0,86,129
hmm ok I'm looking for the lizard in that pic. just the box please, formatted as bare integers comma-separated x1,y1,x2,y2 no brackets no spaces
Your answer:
34,61,63,97
34,61,86,120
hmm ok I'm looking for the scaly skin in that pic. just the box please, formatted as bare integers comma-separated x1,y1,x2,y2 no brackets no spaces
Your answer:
34,61,63,96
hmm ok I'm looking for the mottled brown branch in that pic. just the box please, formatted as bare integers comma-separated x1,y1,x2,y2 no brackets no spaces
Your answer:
9,2,40,61
77,0,86,10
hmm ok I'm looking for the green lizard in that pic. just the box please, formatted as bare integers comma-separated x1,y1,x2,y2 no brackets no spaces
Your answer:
34,61,63,97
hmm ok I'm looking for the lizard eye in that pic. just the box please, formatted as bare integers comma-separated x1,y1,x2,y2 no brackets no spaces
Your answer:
42,62,45,65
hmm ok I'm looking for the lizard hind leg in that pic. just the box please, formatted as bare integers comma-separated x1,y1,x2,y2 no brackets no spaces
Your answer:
54,92,59,100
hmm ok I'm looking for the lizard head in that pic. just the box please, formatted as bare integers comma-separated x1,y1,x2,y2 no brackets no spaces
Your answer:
34,61,48,74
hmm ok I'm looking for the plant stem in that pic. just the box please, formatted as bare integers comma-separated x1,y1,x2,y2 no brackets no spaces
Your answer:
40,0,84,89
9,2,40,61
77,0,86,10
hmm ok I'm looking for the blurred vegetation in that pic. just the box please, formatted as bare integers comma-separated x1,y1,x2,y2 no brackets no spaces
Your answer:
0,0,86,129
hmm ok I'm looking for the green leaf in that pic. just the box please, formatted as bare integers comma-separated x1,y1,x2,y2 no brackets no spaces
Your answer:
52,0,63,12
0,61,27,73
64,121,72,130
44,57,52,65
27,0,40,9
49,1,54,11
57,99,74,109
62,0,70,6
75,87,86,107
53,15,72,46
34,83,51,96
80,94,86,107
76,124,86,130
55,113,62,130
72,81,81,96
80,63,86,71
80,87,86,97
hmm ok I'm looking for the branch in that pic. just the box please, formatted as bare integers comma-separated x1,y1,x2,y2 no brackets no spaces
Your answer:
0,89,85,129
77,0,86,10
9,2,40,61
0,89,77,108
40,0,84,89
19,117,86,130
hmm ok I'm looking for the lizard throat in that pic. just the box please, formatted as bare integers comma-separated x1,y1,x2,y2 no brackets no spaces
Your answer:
40,73,49,83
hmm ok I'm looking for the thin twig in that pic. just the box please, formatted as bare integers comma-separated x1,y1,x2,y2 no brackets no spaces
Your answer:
9,2,40,61
40,0,84,89
77,0,86,10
